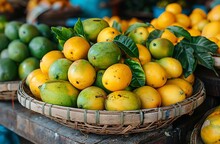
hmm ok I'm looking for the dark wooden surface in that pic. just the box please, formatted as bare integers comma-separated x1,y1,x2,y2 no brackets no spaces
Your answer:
0,101,177,144
0,94,219,144
195,65,220,97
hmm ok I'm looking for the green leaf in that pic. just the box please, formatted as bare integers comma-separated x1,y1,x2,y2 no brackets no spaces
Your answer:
173,36,218,77
195,52,218,76
112,21,122,33
190,36,218,53
113,34,139,58
124,22,151,35
166,26,191,40
173,43,196,77
146,29,163,47
74,18,88,40
124,58,145,87
51,26,75,47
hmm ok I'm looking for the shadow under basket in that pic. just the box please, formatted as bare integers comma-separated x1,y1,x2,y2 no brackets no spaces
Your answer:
0,81,19,100
17,78,206,135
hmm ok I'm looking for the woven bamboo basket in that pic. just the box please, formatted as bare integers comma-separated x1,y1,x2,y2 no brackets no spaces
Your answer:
17,78,206,135
190,107,216,144
0,81,19,100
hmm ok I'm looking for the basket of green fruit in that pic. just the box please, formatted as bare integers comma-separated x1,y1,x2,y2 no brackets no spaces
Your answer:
0,20,59,100
16,17,217,134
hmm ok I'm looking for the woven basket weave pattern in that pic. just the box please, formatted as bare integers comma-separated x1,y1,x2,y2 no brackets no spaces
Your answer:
18,79,206,135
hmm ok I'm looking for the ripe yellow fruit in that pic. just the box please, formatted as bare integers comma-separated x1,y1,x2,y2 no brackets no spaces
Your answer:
97,27,120,42
133,86,161,109
157,57,183,79
207,5,220,21
188,29,201,36
180,73,195,85
26,68,41,86
157,11,176,29
165,3,182,15
202,21,220,38
40,50,64,74
175,13,191,28
161,29,177,44
189,12,204,27
136,44,151,65
63,36,90,61
201,114,220,144
157,84,186,106
77,86,106,110
102,63,132,91
68,59,96,90
105,90,141,111
143,62,167,88
166,78,193,98
196,19,209,31
192,8,206,18
29,70,49,99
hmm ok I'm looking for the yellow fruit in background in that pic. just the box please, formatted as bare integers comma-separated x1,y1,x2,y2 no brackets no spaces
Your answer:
192,8,207,18
157,11,176,29
29,70,49,99
77,86,106,110
157,84,186,106
180,73,195,85
150,18,160,30
97,27,120,42
26,68,41,86
215,33,220,41
166,78,193,98
196,19,209,31
188,29,201,36
207,5,220,21
108,15,121,27
128,17,140,26
143,62,167,88
147,26,155,33
63,36,90,61
68,59,96,90
156,57,183,79
121,19,129,33
201,114,220,144
165,3,182,14
136,44,151,65
161,29,177,44
102,63,132,91
40,50,64,74
189,12,204,27
105,90,141,111
133,86,161,109
103,16,110,23
202,21,220,38
208,37,219,44
175,13,191,28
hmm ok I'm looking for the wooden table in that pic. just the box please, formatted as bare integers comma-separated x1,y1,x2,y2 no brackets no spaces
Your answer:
0,101,178,144
0,95,218,144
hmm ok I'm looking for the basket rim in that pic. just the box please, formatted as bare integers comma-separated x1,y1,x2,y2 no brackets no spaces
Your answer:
0,80,20,92
17,78,206,134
